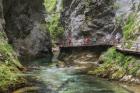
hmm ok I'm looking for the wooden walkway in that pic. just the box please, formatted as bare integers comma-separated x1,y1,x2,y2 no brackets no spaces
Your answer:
116,42,140,55
57,41,140,55
58,41,114,48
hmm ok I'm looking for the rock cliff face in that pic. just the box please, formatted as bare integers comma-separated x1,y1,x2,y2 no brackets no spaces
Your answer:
62,0,140,46
62,0,119,45
3,0,52,62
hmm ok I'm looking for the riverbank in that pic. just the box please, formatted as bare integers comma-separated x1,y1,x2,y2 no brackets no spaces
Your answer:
88,47,140,85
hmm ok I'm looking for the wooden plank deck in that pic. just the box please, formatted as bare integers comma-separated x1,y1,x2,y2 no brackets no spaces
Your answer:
116,43,140,55
57,41,140,55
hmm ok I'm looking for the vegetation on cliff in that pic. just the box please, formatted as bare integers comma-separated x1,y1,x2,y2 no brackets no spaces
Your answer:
0,31,23,91
116,2,140,48
47,13,64,41
123,13,137,41
89,48,140,80
44,0,57,13
44,0,64,42
120,12,140,48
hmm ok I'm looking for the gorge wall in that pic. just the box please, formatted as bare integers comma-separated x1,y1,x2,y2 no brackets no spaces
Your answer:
0,0,53,91
61,0,140,46
62,0,119,46
3,0,52,62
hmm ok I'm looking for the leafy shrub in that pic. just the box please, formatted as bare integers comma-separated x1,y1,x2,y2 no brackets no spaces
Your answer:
0,32,23,90
0,64,21,90
123,13,137,41
44,0,57,13
44,0,64,41
89,48,140,79
99,48,125,65
47,14,64,41
0,37,22,68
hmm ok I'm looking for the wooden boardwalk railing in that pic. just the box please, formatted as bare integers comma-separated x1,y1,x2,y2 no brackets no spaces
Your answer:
116,41,140,54
56,40,140,54
58,41,114,47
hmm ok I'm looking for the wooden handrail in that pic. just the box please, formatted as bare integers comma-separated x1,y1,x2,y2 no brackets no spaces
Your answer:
115,41,140,52
56,40,140,52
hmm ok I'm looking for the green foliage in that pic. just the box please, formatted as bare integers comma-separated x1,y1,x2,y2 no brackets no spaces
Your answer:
122,12,140,48
44,0,64,41
89,48,140,79
89,63,125,80
44,0,57,13
123,13,137,41
0,36,22,68
99,48,125,66
47,14,64,41
0,32,23,90
0,64,21,90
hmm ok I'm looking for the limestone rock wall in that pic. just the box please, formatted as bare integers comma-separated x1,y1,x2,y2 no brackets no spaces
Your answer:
3,0,52,62
61,0,118,46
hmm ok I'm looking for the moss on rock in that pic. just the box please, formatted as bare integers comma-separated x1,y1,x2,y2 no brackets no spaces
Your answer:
88,48,140,80
0,31,23,91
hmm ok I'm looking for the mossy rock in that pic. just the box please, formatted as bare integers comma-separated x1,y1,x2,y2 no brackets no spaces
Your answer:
88,63,126,80
89,47,140,79
0,32,23,91
88,63,114,77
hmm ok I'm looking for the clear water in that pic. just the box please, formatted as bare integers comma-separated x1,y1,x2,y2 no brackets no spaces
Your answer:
26,66,132,93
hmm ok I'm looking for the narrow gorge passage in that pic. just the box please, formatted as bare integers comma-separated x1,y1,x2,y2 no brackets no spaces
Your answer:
1,0,140,93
